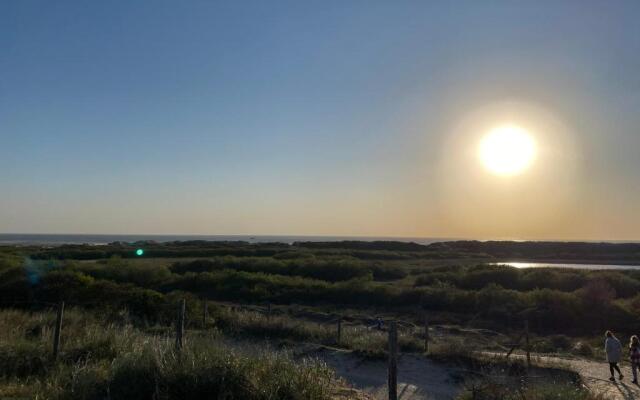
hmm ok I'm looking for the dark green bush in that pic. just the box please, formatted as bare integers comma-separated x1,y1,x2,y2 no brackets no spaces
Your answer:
0,341,48,378
170,256,373,283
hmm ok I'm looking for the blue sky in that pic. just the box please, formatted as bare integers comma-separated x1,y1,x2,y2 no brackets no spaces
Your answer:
2,1,640,239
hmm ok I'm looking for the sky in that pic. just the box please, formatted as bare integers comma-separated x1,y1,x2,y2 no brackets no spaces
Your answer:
2,1,640,240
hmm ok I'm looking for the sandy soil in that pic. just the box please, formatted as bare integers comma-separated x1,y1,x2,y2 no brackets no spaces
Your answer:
311,348,463,400
491,352,640,400
535,355,640,400
320,347,640,400
319,351,462,400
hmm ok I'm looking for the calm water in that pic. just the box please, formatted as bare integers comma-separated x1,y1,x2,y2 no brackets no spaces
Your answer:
0,233,450,246
493,261,640,271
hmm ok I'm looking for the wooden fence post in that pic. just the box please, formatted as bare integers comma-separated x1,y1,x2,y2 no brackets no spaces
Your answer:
337,318,342,345
424,314,430,354
525,319,531,368
176,299,185,350
388,321,398,400
202,300,208,328
267,302,272,320
53,301,64,360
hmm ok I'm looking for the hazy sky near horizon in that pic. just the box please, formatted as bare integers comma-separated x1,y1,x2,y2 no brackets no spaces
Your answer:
2,1,640,240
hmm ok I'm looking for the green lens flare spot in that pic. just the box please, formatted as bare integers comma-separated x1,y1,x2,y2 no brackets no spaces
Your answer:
136,249,144,256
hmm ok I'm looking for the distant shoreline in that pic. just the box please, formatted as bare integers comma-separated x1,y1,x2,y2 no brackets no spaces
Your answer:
2,233,639,246
0,233,452,246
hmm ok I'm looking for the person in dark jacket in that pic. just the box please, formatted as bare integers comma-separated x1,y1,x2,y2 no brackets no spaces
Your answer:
629,335,640,384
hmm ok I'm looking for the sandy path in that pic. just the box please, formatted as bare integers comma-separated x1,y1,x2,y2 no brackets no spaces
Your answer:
541,356,640,400
492,352,640,400
321,347,640,400
299,337,640,400
315,349,463,400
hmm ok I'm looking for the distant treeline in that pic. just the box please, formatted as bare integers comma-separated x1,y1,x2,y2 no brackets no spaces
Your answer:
23,241,479,261
19,240,640,264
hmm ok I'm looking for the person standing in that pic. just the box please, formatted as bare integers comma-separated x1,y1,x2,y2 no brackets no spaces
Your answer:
629,335,640,384
606,330,624,382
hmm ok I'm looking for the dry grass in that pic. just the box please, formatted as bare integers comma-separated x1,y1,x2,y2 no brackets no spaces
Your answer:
212,306,424,358
0,308,337,400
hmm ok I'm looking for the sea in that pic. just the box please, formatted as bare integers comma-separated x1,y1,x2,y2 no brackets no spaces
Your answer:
0,233,451,246
491,261,640,271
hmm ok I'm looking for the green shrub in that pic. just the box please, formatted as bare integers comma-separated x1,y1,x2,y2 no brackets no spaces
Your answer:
0,341,48,378
83,256,173,287
170,256,373,283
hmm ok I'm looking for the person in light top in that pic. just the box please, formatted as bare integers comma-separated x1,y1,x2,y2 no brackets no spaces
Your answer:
605,330,624,382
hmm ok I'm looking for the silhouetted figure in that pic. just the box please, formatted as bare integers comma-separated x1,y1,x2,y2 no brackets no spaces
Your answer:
629,335,640,384
605,330,624,381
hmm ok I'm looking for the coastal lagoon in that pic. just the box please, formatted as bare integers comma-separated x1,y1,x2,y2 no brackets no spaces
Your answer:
493,261,640,270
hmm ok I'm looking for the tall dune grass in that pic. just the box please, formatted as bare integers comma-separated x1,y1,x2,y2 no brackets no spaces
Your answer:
0,308,335,400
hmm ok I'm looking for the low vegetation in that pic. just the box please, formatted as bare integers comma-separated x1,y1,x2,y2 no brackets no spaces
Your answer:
3,249,640,336
1,240,633,398
0,308,335,400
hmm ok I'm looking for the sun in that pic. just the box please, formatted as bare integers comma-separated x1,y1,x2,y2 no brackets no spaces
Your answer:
479,125,536,176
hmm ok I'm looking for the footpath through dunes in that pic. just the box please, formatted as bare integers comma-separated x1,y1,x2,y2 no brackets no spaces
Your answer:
568,357,640,400
539,355,640,400
490,351,640,400
302,347,463,400
310,345,640,400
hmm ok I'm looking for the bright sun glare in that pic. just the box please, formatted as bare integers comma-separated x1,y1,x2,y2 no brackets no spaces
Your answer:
479,125,536,176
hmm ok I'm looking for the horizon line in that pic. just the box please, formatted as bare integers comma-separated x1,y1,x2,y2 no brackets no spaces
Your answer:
2,232,640,244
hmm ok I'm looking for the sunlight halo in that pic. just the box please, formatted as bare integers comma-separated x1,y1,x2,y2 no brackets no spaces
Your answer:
479,125,536,176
